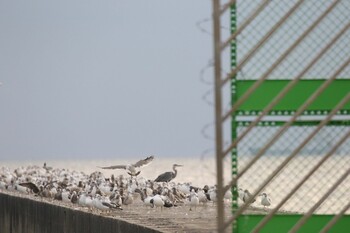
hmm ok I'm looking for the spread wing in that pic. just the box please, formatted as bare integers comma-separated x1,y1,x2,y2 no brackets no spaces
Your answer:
133,155,154,168
19,182,40,194
98,165,127,170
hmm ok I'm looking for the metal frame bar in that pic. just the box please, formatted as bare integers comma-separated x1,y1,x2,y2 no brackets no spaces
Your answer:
220,0,236,15
251,129,350,232
212,0,225,232
289,167,350,233
223,55,350,195
222,92,350,230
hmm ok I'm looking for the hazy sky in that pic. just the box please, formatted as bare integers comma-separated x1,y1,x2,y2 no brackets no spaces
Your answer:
0,1,222,160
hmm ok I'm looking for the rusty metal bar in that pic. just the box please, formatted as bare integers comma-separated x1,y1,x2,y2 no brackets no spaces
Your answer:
221,0,305,87
222,93,350,230
222,19,350,157
221,0,271,50
289,168,350,233
212,0,225,232
319,201,350,233
222,0,339,120
222,54,350,195
252,129,350,233
220,0,236,15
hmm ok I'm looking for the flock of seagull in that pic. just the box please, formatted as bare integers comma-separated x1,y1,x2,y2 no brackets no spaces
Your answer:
0,156,271,214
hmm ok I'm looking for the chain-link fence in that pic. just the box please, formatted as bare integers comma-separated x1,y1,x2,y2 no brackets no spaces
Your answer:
237,124,350,214
212,0,350,232
233,0,350,211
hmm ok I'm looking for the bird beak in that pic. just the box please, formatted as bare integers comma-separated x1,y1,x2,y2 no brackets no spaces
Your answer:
177,165,183,167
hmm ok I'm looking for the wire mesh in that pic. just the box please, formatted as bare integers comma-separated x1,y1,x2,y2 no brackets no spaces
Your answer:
236,0,350,80
231,0,350,216
237,125,350,214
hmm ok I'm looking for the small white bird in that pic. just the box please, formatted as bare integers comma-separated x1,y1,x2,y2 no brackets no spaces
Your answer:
78,192,87,207
15,183,29,194
135,188,153,207
92,194,122,212
151,194,165,210
92,195,110,211
224,190,232,203
0,181,7,190
85,195,94,211
197,189,208,205
238,188,245,202
122,191,134,206
209,188,217,204
243,189,256,204
61,190,71,203
109,190,122,207
259,193,271,209
189,189,199,211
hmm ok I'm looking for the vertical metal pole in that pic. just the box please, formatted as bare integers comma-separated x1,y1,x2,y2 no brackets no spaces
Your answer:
212,0,224,232
230,3,238,233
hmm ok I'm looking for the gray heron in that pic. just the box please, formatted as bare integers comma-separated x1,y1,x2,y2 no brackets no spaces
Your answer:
154,164,183,182
98,155,154,177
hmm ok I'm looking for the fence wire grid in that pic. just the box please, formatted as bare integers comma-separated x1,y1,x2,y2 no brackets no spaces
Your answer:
230,0,350,216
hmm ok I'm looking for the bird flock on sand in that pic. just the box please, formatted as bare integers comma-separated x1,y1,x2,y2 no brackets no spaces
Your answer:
0,156,271,213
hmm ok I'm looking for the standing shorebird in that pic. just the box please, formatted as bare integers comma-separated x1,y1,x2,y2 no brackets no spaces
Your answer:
189,189,199,211
259,193,271,209
98,155,154,177
238,188,245,202
243,189,256,204
154,164,183,182
150,194,165,211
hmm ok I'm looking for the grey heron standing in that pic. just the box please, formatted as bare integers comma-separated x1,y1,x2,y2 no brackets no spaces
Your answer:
98,155,154,177
154,164,183,182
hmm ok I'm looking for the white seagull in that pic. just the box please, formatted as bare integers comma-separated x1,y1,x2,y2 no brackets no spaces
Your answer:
259,192,271,209
197,189,208,205
238,188,245,202
189,189,199,211
135,188,153,208
98,156,154,177
151,194,165,211
243,189,256,204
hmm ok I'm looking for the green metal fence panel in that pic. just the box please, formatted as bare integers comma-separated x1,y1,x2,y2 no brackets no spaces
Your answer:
238,215,350,233
230,0,350,232
236,80,350,115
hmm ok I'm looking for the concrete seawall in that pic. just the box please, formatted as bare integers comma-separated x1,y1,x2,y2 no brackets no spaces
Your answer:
0,192,161,233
